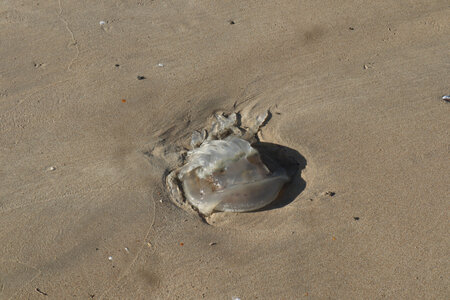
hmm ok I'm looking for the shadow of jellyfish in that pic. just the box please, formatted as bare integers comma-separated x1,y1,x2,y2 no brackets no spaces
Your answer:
252,142,307,211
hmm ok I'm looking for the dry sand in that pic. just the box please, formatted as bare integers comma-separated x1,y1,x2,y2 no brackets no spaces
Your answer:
1,0,449,299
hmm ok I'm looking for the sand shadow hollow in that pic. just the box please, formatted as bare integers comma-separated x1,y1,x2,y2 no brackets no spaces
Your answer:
252,142,307,211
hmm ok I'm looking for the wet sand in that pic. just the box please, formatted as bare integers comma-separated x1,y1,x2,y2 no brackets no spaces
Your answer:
1,0,449,299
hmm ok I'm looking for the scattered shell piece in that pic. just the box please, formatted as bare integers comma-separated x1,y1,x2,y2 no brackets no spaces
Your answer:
47,166,56,171
99,21,106,25
147,242,152,248
209,242,217,246
108,256,113,261
124,247,130,253
35,288,48,296
158,63,164,67
442,95,450,102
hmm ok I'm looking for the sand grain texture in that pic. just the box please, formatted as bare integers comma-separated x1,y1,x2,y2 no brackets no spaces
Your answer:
1,0,449,299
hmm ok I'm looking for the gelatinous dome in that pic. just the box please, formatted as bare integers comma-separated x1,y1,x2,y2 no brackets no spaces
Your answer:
178,136,289,215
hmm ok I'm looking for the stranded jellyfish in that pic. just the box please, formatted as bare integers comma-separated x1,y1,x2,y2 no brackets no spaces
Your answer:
166,112,290,215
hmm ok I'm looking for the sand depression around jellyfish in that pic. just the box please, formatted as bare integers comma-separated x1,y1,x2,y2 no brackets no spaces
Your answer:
165,111,304,216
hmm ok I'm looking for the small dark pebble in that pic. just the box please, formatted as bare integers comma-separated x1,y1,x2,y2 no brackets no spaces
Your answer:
229,20,235,25
115,64,120,67
349,27,355,30
353,217,360,221
137,76,146,80
325,191,336,197
95,248,99,251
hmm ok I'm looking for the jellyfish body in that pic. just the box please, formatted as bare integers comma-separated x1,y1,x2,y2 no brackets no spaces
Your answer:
178,136,289,215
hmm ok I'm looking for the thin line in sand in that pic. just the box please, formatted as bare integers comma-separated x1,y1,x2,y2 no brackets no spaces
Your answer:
57,0,80,71
98,193,157,299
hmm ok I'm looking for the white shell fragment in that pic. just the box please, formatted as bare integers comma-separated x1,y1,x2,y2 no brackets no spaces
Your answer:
167,111,290,215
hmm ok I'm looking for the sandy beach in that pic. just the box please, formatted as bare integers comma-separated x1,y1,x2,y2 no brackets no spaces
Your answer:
1,0,449,299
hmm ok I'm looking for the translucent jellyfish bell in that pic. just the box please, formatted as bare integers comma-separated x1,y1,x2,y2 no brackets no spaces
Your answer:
178,136,289,215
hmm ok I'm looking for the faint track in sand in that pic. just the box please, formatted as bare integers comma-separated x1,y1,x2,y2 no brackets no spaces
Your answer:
57,0,80,71
98,192,158,299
